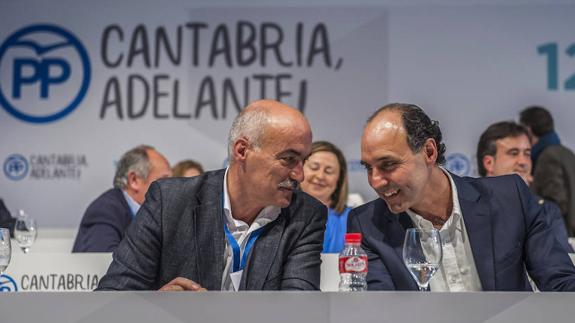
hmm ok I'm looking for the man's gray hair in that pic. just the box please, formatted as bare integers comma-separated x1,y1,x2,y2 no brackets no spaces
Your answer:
228,108,270,159
113,145,154,189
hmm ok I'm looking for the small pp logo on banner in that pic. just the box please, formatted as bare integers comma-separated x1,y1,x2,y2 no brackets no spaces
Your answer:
446,153,470,177
0,24,91,123
0,274,18,292
3,154,29,181
347,160,365,172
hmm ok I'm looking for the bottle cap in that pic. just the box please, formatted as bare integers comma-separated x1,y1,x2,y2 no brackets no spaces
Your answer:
345,233,362,243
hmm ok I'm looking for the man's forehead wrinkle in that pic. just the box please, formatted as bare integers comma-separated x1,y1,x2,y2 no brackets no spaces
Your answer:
497,138,531,151
372,120,405,134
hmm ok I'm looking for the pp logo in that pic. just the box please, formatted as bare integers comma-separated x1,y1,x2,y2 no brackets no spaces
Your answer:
446,153,470,176
3,154,29,181
347,160,365,172
0,24,91,123
0,274,18,292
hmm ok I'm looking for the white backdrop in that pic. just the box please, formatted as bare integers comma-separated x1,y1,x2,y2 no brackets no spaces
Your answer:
1,0,574,227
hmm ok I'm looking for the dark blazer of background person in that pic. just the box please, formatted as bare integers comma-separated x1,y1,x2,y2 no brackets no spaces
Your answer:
532,145,575,236
520,106,575,236
0,199,15,237
72,188,132,252
97,169,326,291
348,173,575,291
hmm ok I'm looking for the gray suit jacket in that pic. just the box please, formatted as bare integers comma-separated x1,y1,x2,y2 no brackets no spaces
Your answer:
97,169,327,291
533,145,575,236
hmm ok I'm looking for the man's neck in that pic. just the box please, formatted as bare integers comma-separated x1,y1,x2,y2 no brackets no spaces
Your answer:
410,167,453,228
226,166,263,225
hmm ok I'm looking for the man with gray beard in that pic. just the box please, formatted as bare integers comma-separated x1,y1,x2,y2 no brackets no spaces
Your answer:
98,99,326,291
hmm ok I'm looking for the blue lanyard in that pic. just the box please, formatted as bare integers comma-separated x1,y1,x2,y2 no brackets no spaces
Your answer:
222,195,265,273
223,222,265,273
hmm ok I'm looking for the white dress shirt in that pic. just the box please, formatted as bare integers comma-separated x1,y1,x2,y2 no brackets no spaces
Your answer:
220,168,281,291
406,168,483,291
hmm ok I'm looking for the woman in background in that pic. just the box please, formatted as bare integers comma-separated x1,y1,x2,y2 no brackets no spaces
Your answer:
300,141,351,253
172,159,204,177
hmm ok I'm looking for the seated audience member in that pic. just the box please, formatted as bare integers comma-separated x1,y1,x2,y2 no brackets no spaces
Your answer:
72,145,172,252
301,141,351,253
477,121,573,252
0,199,15,237
348,103,575,291
97,99,326,291
520,106,575,236
172,159,204,177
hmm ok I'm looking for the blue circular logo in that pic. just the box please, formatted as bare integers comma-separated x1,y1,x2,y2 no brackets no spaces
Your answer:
0,24,91,123
347,159,365,172
0,274,18,292
3,154,29,181
446,153,470,176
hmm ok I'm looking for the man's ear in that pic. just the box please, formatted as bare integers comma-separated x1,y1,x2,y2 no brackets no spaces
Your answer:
423,138,438,164
482,155,495,175
126,171,141,191
232,138,250,162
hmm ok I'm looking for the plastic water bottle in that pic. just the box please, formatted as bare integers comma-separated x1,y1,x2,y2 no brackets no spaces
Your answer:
338,233,368,291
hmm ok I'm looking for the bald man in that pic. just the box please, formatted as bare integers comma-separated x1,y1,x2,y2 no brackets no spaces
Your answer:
98,100,327,291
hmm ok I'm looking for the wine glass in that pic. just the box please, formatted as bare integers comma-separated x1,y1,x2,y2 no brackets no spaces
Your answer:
14,210,37,254
403,228,443,291
0,228,11,274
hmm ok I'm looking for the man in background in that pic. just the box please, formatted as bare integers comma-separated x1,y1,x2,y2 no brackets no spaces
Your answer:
520,106,575,236
476,121,572,252
72,145,172,252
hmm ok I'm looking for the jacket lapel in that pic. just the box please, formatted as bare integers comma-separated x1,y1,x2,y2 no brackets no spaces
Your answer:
453,175,495,291
376,200,419,290
193,171,226,290
241,211,286,290
390,212,414,263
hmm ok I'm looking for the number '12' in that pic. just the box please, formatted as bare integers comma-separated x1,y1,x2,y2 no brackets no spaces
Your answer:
538,43,575,90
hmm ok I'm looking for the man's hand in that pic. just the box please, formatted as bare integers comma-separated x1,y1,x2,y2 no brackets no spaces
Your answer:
159,277,207,292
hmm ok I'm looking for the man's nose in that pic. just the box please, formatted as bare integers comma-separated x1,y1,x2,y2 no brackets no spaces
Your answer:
369,168,389,189
291,160,305,183
517,154,531,168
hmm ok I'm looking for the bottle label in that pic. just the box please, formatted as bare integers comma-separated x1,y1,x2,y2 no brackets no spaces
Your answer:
339,256,368,273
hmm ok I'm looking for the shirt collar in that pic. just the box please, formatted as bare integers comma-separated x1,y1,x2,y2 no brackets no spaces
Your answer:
222,167,281,230
122,190,141,218
406,167,463,239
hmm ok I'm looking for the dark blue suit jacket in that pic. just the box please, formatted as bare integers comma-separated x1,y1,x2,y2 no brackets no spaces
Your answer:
541,198,574,253
72,188,132,252
348,173,575,291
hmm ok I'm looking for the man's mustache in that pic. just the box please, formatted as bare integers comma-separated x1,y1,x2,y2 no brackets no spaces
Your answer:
278,179,298,190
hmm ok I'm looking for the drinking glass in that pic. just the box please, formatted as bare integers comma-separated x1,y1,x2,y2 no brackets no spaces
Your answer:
0,228,11,274
403,228,443,291
14,210,37,254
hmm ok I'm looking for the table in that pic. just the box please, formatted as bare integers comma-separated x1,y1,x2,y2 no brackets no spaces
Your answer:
1,291,574,323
